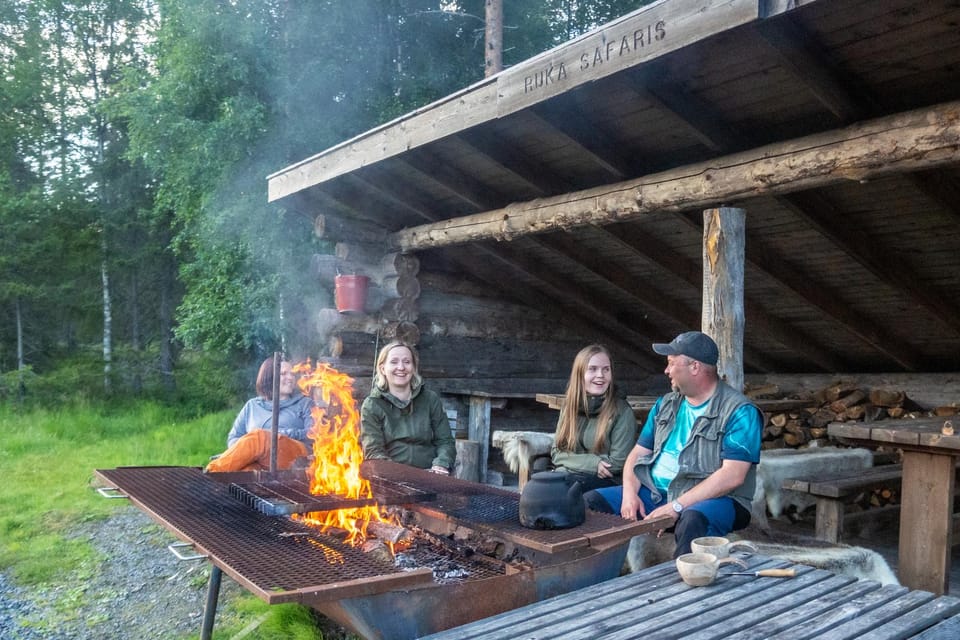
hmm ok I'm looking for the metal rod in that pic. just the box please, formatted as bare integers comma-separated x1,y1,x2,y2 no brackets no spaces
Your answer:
200,565,222,640
270,351,281,473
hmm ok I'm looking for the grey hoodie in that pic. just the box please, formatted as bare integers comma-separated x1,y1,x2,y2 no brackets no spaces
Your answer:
227,395,315,450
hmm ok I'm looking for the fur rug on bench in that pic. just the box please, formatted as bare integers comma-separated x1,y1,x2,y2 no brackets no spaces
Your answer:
752,446,874,529
625,524,899,586
491,430,555,486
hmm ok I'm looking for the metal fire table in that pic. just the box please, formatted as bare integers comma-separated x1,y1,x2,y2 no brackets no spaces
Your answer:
94,461,665,639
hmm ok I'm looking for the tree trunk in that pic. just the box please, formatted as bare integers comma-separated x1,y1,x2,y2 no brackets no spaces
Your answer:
159,225,177,393
15,297,25,401
130,272,142,395
102,255,112,394
485,0,503,77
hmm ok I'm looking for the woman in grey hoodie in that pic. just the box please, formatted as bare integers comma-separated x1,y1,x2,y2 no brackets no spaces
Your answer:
227,358,315,450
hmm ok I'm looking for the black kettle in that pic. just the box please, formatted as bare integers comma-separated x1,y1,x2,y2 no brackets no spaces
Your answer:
518,471,585,530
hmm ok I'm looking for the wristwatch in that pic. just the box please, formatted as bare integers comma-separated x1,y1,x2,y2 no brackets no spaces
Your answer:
671,500,684,514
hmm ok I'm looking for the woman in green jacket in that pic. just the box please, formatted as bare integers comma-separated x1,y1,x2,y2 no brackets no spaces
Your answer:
551,344,637,492
360,341,456,474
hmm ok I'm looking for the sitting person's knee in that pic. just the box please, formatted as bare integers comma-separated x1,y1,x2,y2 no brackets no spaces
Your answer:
732,501,752,531
583,489,615,514
673,510,710,557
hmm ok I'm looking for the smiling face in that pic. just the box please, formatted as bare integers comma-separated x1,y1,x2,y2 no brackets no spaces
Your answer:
380,345,415,394
664,355,696,394
278,361,296,398
583,351,612,396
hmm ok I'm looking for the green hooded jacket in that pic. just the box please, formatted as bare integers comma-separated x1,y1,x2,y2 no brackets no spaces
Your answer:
360,384,456,470
550,394,637,478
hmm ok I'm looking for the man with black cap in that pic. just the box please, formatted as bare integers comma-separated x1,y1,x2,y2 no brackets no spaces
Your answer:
583,331,762,557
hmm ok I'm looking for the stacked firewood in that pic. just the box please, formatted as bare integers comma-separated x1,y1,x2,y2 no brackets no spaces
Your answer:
749,381,959,449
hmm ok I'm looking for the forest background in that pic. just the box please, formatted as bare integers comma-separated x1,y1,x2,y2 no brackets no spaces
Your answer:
1,2,651,637
1,0,653,408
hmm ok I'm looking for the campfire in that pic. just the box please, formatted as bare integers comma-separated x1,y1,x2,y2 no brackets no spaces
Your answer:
291,361,397,547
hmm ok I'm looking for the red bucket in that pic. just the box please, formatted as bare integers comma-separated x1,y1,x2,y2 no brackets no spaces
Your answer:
334,275,369,314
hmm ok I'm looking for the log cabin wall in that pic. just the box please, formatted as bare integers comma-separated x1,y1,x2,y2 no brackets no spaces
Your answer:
312,228,669,455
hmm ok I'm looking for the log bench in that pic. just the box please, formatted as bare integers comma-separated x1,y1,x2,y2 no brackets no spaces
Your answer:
783,463,960,544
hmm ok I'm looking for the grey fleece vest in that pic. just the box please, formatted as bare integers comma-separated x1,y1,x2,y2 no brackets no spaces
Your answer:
632,381,759,513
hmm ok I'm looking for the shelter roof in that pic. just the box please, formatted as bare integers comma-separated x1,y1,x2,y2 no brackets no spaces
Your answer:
268,0,960,373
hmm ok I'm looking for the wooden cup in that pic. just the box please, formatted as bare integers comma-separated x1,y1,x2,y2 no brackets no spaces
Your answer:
690,536,757,558
676,552,748,586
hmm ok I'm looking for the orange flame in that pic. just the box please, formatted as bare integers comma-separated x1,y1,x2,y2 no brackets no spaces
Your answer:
291,361,393,546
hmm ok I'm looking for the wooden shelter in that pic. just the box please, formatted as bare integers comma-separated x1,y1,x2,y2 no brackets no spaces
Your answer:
267,0,960,459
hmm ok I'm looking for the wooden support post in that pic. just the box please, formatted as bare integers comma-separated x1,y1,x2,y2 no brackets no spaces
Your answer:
899,451,955,595
468,396,491,483
814,497,845,544
454,439,481,483
702,207,746,392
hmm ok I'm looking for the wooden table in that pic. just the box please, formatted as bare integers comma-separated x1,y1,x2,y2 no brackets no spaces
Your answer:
421,553,960,639
829,418,960,595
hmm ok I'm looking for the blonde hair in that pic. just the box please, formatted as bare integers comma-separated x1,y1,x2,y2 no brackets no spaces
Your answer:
373,341,423,391
555,344,618,453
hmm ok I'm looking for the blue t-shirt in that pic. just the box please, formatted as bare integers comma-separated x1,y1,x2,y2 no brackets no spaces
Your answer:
639,396,761,492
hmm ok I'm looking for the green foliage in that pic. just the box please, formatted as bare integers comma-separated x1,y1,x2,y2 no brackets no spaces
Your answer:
171,349,250,414
226,600,336,640
2,0,657,404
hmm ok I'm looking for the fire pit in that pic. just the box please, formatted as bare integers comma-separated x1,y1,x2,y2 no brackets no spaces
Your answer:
95,460,663,640
95,362,664,638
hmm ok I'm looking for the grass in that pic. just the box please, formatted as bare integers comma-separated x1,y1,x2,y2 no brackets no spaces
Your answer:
0,400,337,639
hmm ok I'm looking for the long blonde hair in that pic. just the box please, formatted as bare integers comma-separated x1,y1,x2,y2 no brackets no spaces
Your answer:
555,344,618,452
372,341,423,391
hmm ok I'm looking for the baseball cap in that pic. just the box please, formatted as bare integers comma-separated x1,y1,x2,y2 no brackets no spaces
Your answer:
652,331,719,366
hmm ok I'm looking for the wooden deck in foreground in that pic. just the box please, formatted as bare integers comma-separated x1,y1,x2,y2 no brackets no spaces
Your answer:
422,549,960,639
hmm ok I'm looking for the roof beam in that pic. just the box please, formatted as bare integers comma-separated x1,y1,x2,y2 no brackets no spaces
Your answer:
642,80,744,152
526,106,631,180
390,100,960,251
397,153,510,212
536,231,779,372
751,18,873,123
453,130,570,196
779,191,960,336
675,213,924,371
598,224,848,372
467,242,664,368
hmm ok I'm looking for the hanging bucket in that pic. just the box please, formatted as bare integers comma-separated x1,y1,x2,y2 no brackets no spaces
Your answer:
334,274,369,314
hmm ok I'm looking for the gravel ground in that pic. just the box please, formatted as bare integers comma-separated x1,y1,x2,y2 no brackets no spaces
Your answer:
0,507,246,639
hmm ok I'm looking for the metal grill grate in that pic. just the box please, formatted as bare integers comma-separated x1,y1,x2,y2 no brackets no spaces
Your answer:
361,459,650,552
95,467,498,602
96,463,651,604
228,475,436,516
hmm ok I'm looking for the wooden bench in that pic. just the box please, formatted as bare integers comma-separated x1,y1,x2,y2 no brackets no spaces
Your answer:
782,464,904,543
783,463,960,544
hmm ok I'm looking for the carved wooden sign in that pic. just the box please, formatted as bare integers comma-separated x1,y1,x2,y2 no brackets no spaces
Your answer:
497,0,758,113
